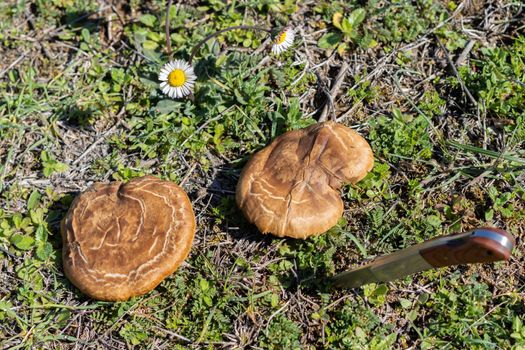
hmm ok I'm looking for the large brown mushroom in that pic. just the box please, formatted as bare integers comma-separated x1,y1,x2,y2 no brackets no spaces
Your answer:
61,175,195,301
236,121,373,239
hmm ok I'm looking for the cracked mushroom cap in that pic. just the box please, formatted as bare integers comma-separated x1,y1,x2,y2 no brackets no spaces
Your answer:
236,121,373,239
61,176,195,301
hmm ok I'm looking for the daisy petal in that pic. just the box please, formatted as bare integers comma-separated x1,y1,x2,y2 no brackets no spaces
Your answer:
158,59,196,99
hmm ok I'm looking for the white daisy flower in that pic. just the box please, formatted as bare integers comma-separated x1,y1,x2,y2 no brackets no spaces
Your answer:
159,59,196,99
271,28,295,55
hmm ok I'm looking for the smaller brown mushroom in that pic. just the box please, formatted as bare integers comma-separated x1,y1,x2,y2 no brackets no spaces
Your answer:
236,121,373,239
61,176,195,301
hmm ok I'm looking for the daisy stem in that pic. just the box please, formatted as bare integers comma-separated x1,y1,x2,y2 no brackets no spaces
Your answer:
165,0,173,58
189,25,272,64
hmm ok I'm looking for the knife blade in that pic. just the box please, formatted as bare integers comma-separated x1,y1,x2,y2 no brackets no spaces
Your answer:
332,227,515,288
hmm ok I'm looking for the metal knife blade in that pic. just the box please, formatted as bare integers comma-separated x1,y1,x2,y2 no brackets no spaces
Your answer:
332,227,514,288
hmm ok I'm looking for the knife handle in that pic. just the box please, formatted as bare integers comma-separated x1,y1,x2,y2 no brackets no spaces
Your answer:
420,227,515,268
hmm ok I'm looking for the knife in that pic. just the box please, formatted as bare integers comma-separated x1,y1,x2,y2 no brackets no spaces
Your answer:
332,227,515,288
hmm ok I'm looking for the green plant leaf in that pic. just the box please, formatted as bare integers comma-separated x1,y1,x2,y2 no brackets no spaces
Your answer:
0,300,16,321
53,162,69,173
111,68,125,83
40,150,49,162
155,99,183,114
81,28,90,43
347,8,366,27
36,242,53,260
27,190,41,210
35,225,48,241
374,284,388,296
341,17,353,35
233,89,247,105
399,298,412,309
139,14,156,27
143,40,158,51
10,234,35,250
139,77,158,89
200,278,209,291
318,32,342,49
12,213,22,228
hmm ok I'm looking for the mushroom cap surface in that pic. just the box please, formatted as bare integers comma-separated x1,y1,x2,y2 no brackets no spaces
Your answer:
61,176,195,301
236,121,373,238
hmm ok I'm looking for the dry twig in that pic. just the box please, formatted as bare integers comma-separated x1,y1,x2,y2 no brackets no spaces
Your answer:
319,62,349,122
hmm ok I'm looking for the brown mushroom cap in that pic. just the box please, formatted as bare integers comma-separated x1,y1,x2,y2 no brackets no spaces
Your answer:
236,121,373,239
61,176,195,301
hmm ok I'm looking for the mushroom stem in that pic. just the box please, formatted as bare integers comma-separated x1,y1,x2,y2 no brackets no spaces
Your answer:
189,25,273,64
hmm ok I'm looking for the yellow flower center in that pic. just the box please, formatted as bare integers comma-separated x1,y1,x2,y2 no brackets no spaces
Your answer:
168,69,186,87
276,32,287,44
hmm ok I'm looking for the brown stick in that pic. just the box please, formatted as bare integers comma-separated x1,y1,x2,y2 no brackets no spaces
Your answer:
319,61,349,122
165,0,173,59
435,35,477,106
455,39,476,66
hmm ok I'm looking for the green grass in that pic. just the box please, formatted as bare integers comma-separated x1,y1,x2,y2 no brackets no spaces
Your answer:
1,0,524,348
